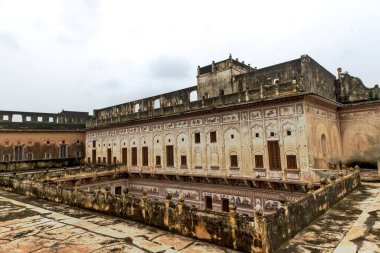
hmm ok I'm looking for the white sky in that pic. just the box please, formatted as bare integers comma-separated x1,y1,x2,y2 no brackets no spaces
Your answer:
0,0,379,114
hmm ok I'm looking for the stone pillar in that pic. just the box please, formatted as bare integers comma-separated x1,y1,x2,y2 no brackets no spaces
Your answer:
105,186,111,200
164,193,172,227
229,201,238,250
140,190,147,219
177,192,185,215
254,204,267,253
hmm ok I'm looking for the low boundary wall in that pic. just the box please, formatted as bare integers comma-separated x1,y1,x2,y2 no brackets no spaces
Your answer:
0,169,361,252
0,158,83,172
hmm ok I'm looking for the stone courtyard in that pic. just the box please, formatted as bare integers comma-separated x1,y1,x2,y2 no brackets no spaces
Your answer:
0,190,237,253
278,180,380,253
0,170,379,252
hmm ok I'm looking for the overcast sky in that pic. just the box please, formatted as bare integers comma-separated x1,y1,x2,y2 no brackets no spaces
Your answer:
0,0,379,114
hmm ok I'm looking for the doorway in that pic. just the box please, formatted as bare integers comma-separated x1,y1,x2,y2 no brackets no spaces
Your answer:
205,195,212,210
14,146,23,161
267,140,281,170
122,148,127,164
60,145,67,158
107,149,112,165
222,198,230,212
115,186,122,195
92,149,96,164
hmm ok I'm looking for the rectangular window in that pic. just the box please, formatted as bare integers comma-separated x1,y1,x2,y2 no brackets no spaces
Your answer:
181,155,187,167
113,156,117,164
194,132,201,143
122,148,127,164
210,131,217,143
255,155,264,168
142,146,148,166
76,151,81,158
87,157,91,163
45,153,51,159
156,155,161,166
286,155,297,169
98,157,101,164
230,155,238,168
92,140,96,148
131,147,137,166
27,153,33,160
166,145,174,167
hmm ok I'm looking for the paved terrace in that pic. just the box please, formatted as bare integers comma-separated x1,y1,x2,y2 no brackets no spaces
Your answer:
0,190,238,253
277,181,380,253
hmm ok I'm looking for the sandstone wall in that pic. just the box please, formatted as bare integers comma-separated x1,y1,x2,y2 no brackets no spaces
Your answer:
339,102,380,167
86,97,311,181
0,131,86,162
304,97,342,170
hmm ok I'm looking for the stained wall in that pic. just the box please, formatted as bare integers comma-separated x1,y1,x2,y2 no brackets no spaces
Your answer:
339,102,380,167
304,96,342,170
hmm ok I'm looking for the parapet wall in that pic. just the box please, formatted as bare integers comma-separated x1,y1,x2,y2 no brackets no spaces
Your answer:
0,158,83,172
0,110,89,130
87,85,301,128
264,170,361,251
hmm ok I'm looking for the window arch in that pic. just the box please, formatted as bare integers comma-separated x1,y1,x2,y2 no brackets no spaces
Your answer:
190,90,198,102
154,99,160,109
134,103,140,113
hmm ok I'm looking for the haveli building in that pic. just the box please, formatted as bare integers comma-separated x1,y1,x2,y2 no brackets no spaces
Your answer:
83,54,380,214
0,110,89,170
1,54,379,215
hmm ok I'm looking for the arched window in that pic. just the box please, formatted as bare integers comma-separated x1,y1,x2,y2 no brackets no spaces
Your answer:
154,99,160,109
134,103,140,113
190,90,198,102
321,134,327,159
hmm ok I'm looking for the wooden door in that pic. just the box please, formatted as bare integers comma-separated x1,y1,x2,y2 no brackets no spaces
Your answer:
267,140,281,170
107,149,112,165
92,149,96,164
122,148,127,164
